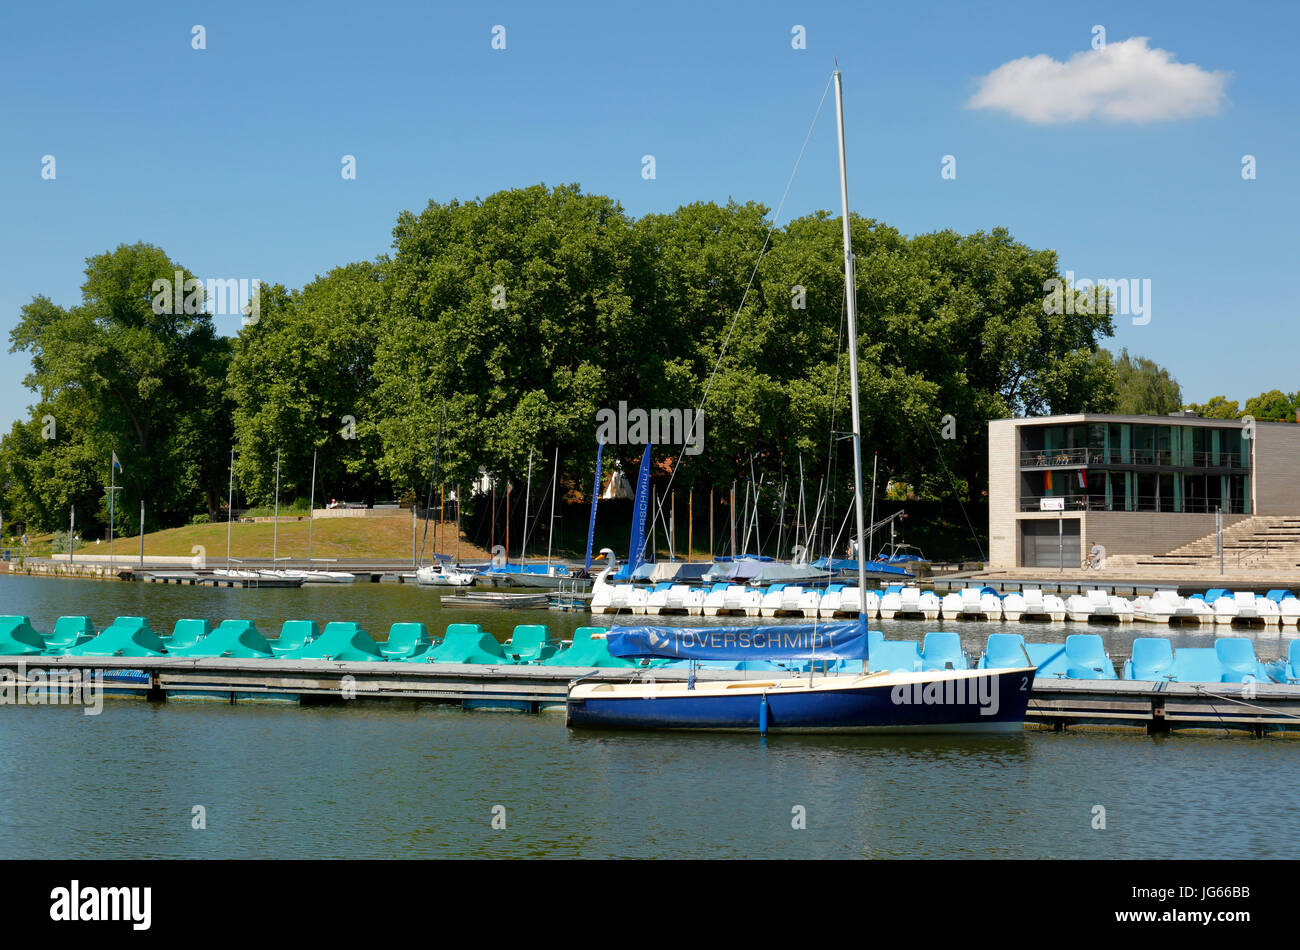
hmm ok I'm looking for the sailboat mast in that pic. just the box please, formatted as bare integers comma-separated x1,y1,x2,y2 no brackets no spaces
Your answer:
834,69,868,604
521,447,533,562
272,446,281,567
226,446,234,569
308,448,317,564
546,446,558,567
868,450,879,561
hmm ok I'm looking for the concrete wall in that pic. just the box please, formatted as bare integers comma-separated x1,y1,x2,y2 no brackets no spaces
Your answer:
312,508,410,519
1078,511,1251,557
987,420,1018,568
1253,423,1300,515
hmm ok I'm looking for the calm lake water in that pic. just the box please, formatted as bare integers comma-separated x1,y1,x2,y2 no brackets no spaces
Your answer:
1,574,1297,859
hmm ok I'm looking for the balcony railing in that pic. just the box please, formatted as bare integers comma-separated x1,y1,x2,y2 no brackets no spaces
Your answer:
1018,449,1248,469
1019,494,1250,514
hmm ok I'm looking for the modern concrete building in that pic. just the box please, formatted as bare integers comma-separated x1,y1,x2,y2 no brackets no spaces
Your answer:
988,414,1300,569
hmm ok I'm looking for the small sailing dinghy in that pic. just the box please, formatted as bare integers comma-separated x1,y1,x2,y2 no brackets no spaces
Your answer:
416,555,476,587
564,69,1036,737
565,619,1035,734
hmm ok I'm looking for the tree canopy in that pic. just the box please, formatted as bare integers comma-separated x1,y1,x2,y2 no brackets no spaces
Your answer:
2,185,1188,538
4,243,232,535
1110,348,1182,416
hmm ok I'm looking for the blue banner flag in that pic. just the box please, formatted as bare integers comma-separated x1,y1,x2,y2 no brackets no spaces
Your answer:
584,439,604,571
626,442,652,574
606,618,870,661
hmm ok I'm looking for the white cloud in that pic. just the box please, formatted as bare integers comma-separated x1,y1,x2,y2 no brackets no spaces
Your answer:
967,37,1230,123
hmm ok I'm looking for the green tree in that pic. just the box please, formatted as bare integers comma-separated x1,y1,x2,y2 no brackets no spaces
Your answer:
370,184,643,496
1109,348,1182,415
228,268,385,506
1185,395,1241,419
1243,389,1297,422
4,243,233,532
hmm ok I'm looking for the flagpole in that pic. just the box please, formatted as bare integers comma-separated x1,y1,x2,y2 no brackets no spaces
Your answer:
272,447,281,567
226,447,234,570
109,453,115,568
307,448,317,565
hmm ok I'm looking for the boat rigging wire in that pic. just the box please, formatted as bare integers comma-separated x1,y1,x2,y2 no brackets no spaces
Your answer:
633,71,838,574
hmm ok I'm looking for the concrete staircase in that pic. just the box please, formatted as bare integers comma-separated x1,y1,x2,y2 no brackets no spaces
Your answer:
1105,516,1300,574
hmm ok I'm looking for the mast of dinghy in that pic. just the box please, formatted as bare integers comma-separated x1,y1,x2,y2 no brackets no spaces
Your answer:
546,445,558,568
308,448,317,565
834,69,868,619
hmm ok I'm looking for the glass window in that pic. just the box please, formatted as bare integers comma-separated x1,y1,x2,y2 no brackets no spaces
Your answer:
1132,425,1155,466
1089,423,1107,461
1107,424,1127,463
1137,472,1157,511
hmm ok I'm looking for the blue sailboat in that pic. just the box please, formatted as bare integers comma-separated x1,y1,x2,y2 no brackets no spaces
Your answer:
566,619,1035,733
565,69,1036,735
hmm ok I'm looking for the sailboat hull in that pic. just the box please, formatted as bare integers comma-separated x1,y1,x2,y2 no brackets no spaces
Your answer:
567,667,1035,734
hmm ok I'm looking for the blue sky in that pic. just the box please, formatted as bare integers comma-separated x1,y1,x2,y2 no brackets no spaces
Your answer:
2,0,1296,433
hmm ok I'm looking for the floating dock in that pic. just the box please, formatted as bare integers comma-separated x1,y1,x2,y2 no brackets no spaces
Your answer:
438,591,552,610
3,655,1298,736
138,571,306,588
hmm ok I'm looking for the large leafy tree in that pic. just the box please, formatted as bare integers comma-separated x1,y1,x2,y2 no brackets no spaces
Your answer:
227,267,385,506
370,184,642,496
5,243,233,533
1243,389,1297,423
1185,395,1241,419
1110,348,1182,415
4,190,1132,545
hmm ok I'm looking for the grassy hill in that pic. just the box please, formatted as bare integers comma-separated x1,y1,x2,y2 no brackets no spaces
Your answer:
8,517,491,563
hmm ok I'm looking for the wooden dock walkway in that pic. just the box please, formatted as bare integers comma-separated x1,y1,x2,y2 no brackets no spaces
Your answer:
3,655,1298,735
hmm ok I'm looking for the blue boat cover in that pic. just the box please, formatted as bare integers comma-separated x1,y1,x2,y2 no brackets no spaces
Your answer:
726,560,762,581
605,618,870,661
812,557,912,577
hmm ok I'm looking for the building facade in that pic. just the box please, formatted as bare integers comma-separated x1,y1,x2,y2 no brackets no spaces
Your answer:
988,414,1300,569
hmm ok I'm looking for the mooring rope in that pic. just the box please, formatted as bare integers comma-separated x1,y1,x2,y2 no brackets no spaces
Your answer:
1189,682,1300,722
